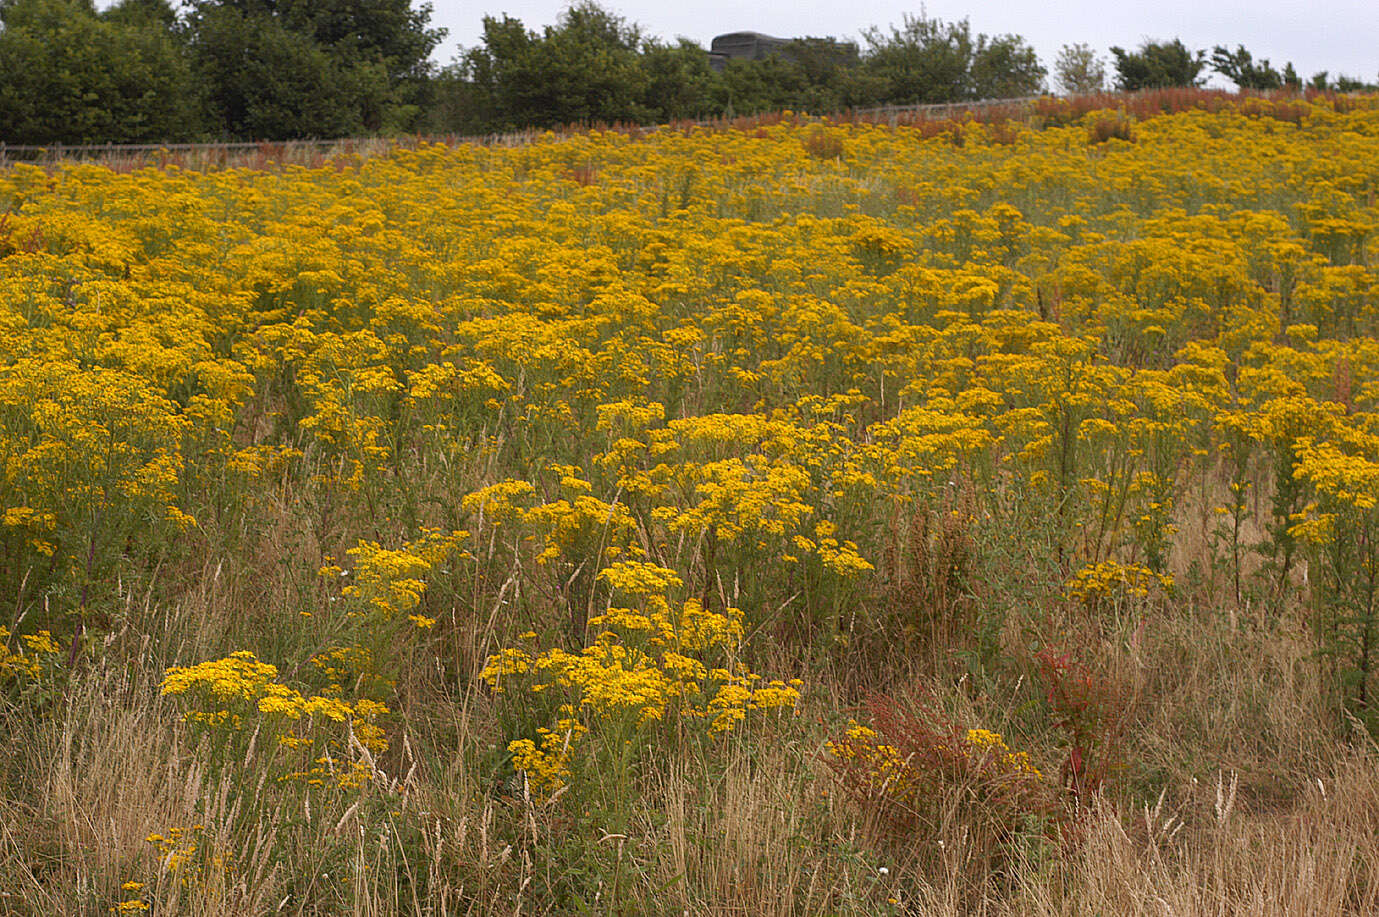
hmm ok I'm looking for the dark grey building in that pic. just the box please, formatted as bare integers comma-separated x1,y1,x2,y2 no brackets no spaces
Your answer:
708,32,790,72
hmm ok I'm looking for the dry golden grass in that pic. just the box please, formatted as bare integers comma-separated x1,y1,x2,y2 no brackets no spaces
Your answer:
4,580,1378,914
1,426,1369,915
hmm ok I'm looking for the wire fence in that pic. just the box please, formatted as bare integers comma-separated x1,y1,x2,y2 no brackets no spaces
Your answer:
847,95,1044,119
0,133,546,169
0,94,1057,168
0,89,1358,170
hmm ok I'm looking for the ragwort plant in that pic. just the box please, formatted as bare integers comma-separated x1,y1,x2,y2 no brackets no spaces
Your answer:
2,94,1379,911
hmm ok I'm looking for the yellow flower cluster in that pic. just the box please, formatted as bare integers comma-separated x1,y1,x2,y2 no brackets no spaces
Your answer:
331,528,469,629
310,644,393,698
483,596,798,729
135,824,232,900
0,627,59,682
159,651,388,788
506,712,588,798
461,472,639,565
1065,561,1174,605
1292,430,1379,527
482,561,802,796
595,559,683,596
964,728,1043,779
144,826,202,873
110,886,150,913
160,650,345,721
826,720,1043,813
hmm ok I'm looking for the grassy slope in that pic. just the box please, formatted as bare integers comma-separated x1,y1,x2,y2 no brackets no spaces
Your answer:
2,93,1379,914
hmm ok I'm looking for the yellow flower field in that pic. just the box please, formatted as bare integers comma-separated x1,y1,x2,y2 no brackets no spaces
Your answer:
4,95,1379,913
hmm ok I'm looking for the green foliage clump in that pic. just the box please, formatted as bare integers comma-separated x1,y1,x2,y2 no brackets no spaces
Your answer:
1110,38,1206,90
0,0,203,143
1211,44,1288,90
185,0,442,138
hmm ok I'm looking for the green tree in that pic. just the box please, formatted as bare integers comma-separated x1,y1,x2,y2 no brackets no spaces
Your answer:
184,0,442,138
428,63,485,134
1109,39,1206,90
711,55,808,116
1054,42,1106,94
706,37,880,116
970,33,1045,98
0,0,203,143
100,0,176,29
1210,45,1284,90
186,5,380,139
441,3,1041,129
1305,70,1379,92
779,37,884,111
861,12,1044,104
640,38,715,121
861,12,975,104
460,3,650,130
1333,74,1379,92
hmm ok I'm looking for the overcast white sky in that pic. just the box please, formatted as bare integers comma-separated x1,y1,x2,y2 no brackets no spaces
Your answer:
428,0,1378,86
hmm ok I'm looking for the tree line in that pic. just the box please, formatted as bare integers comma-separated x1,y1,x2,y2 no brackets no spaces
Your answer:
1,0,1375,144
0,0,439,143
